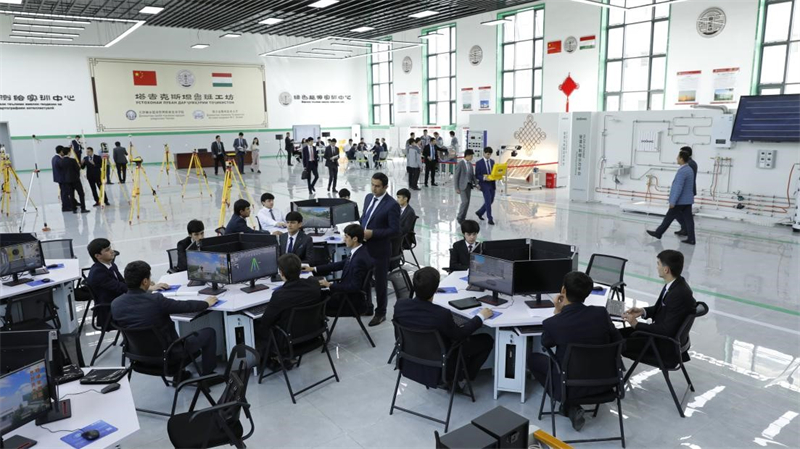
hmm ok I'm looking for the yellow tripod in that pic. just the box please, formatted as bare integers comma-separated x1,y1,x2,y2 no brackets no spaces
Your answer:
181,150,212,198
217,153,257,230
128,157,168,224
156,144,182,187
1,153,36,216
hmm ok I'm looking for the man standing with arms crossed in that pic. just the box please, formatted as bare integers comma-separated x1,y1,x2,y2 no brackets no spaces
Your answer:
454,149,476,224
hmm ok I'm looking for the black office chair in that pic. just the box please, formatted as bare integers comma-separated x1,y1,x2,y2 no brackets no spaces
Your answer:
326,268,376,348
86,303,120,366
257,299,339,404
585,254,628,303
537,342,627,447
312,243,332,266
389,267,413,301
116,323,213,416
40,239,76,259
0,289,61,331
403,216,420,267
389,234,405,271
75,268,94,333
622,301,709,418
389,321,475,433
166,248,180,274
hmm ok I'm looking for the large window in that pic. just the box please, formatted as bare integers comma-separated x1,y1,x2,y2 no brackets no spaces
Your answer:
757,0,800,94
500,7,545,113
602,0,671,111
424,25,456,125
370,42,394,125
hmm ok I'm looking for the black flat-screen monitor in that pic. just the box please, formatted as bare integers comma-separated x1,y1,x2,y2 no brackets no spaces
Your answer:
731,94,800,142
513,259,573,296
480,239,530,261
297,206,333,229
0,359,51,438
332,202,359,225
0,330,59,376
239,233,278,250
468,254,514,305
229,245,279,290
186,251,230,290
0,240,45,285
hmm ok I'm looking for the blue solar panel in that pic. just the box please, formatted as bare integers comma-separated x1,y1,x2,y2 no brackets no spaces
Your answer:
731,94,800,142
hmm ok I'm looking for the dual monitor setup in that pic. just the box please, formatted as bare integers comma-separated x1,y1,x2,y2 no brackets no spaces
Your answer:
0,233,48,287
466,239,578,308
186,234,279,295
290,198,359,236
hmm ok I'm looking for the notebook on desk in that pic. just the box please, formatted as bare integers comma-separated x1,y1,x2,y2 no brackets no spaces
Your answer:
449,297,480,310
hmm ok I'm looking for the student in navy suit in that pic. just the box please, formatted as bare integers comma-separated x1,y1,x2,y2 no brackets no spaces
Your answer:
302,137,320,194
324,138,339,192
305,224,373,315
448,219,481,272
52,146,72,212
474,147,496,225
225,199,256,234
361,172,401,326
81,147,109,206
233,132,248,174
276,211,314,263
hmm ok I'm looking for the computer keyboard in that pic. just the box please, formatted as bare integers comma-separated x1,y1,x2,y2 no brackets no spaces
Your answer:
55,364,84,385
451,312,471,327
243,302,270,319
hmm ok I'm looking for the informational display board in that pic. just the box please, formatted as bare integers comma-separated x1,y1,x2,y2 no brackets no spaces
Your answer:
90,58,268,132
292,124,322,142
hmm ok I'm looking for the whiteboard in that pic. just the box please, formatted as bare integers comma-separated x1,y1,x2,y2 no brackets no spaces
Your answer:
292,124,321,142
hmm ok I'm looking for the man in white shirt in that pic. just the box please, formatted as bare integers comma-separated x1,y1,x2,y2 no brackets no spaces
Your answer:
257,192,285,230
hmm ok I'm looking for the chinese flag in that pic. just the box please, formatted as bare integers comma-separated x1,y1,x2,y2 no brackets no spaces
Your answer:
133,70,157,86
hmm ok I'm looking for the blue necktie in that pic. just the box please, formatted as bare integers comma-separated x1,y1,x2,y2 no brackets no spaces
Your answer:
361,197,377,226
287,236,294,254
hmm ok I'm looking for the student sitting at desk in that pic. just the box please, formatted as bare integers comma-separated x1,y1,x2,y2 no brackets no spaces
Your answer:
111,261,220,381
176,219,204,272
303,224,372,316
393,267,493,389
87,238,169,326
397,188,416,237
448,219,480,272
257,192,286,230
527,271,622,432
225,199,256,234
275,211,314,262
338,188,351,200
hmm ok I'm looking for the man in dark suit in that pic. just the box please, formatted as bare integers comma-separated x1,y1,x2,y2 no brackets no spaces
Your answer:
393,267,493,388
111,260,220,379
233,132,247,174
112,141,127,183
284,132,294,166
52,146,72,212
528,271,622,431
423,140,439,187
675,146,698,238
361,172,401,326
305,224,372,314
176,219,205,272
211,135,225,175
302,138,319,194
622,250,696,365
324,138,339,192
82,147,109,207
70,135,83,161
448,219,480,271
61,147,89,214
397,188,416,237
225,199,256,234
475,147,497,225
87,238,169,327
276,211,314,262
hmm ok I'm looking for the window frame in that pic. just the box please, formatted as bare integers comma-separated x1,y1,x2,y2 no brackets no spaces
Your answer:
368,39,394,126
497,5,546,114
422,24,457,126
754,0,800,95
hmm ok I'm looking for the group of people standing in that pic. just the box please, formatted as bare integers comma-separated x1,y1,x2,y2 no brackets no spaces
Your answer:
404,129,459,190
210,132,261,175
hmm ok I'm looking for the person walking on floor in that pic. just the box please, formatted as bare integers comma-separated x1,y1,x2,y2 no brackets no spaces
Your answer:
211,135,225,176
475,147,496,225
406,138,421,190
82,147,109,206
302,137,320,195
647,150,696,245
455,149,477,223
325,138,339,192
250,137,261,173
233,132,248,174
112,141,128,183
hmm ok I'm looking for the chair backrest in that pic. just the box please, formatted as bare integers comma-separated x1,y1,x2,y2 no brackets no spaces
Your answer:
561,341,625,395
116,324,170,367
585,254,627,287
312,245,331,266
676,301,707,352
403,216,418,248
283,300,328,346
379,151,388,160
223,344,259,400
40,239,75,259
167,249,179,271
389,268,413,301
393,320,448,373
389,234,404,269
1,289,59,331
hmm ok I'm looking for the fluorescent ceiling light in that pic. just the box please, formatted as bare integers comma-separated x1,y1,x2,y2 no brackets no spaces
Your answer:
312,47,351,52
308,0,338,8
409,10,438,19
350,26,374,33
15,16,91,25
221,32,241,38
13,22,85,30
0,0,23,4
191,43,210,49
10,35,73,41
331,42,369,48
258,17,283,25
138,6,164,14
12,30,80,37
104,20,144,47
297,50,336,56
627,0,688,9
481,18,513,26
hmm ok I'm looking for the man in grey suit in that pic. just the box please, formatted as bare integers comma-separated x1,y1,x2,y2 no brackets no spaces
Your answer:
455,149,477,223
112,141,128,183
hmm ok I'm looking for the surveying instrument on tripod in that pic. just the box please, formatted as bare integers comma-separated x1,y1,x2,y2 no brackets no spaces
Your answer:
127,155,168,224
217,152,257,231
0,149,37,220
181,148,212,198
157,144,182,187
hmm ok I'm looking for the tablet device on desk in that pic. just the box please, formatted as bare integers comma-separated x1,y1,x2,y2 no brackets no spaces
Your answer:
80,368,127,385
448,297,480,310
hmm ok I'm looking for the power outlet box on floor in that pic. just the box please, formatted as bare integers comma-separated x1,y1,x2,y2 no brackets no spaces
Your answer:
757,150,776,169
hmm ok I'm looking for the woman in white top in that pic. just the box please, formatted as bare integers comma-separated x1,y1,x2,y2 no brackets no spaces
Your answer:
250,137,261,173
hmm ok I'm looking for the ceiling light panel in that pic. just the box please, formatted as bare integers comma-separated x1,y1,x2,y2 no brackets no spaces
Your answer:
221,32,241,38
350,26,374,32
409,10,438,18
10,35,73,41
309,0,338,8
12,22,85,30
15,16,91,25
258,17,283,25
191,43,210,49
12,30,80,37
139,6,164,14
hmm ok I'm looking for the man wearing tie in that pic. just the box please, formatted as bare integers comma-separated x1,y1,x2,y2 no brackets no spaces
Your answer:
211,135,225,175
423,139,439,187
233,132,248,174
277,211,314,263
448,219,480,271
361,172,401,326
81,147,109,206
475,147,496,225
284,132,294,166
454,149,476,223
52,146,72,212
257,193,286,230
70,134,83,161
302,137,320,195
324,138,339,192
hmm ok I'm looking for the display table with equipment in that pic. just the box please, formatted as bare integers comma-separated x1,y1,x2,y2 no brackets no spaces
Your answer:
174,151,252,169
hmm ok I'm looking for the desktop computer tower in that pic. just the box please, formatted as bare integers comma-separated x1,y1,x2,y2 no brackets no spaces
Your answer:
471,406,529,448
436,423,498,448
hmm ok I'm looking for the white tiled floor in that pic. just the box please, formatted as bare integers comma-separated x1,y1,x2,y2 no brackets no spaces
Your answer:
4,156,799,448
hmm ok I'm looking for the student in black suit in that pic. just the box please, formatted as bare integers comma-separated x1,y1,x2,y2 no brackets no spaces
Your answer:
324,138,339,192
61,147,89,214
256,253,322,359
304,224,372,314
233,132,247,174
423,140,439,187
176,219,205,272
111,261,220,379
52,146,72,212
622,250,696,365
86,238,169,327
302,138,320,194
284,132,294,166
393,267,494,388
276,211,314,262
81,147,109,207
397,188,416,237
448,219,480,271
225,199,256,234
361,172,401,326
528,271,622,431
211,135,225,175
70,134,83,161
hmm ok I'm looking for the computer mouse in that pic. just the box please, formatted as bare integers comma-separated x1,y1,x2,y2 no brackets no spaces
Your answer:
81,430,100,441
101,382,120,394
40,278,52,283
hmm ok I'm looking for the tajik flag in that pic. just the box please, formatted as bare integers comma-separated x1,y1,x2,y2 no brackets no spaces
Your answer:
212,72,232,87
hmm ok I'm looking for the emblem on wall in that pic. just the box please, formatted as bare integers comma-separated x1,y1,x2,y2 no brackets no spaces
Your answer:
279,92,293,106
563,36,578,53
125,110,137,121
176,70,195,88
469,45,483,65
697,7,726,38
402,56,413,73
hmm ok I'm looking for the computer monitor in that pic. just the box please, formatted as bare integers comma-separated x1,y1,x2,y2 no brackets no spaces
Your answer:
0,359,51,447
297,206,333,233
0,240,45,286
0,330,61,377
229,245,279,293
480,239,530,261
332,202,359,225
513,258,574,308
468,254,514,306
186,251,229,295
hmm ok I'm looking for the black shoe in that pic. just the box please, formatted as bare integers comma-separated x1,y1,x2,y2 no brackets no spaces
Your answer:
107,182,114,185
646,230,661,239
476,212,484,221
361,308,374,317
568,406,586,432
80,209,90,213
368,314,386,327
681,239,696,245
250,168,254,173
674,229,688,236
488,220,495,225
432,183,438,186
424,184,428,187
